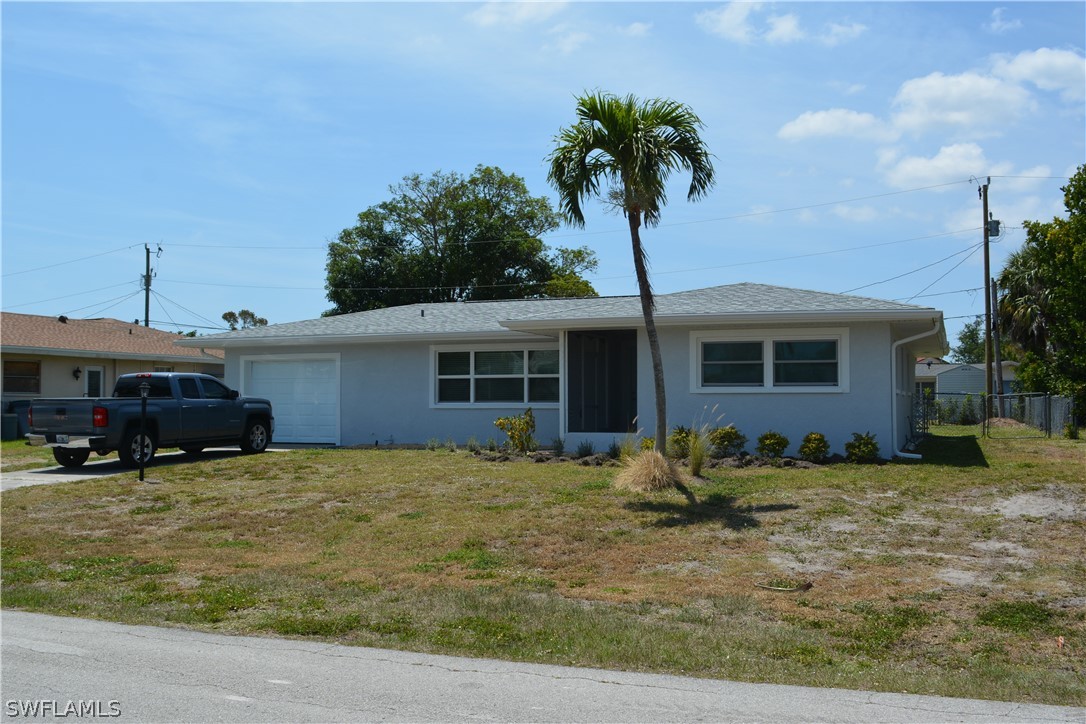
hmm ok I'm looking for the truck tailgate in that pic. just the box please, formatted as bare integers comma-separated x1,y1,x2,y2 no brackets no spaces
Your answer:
28,399,98,435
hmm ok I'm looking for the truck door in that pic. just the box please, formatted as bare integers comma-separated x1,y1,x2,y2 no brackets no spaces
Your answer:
198,377,240,439
178,377,210,441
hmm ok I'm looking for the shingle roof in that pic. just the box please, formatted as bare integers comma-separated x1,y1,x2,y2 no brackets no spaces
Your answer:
1,313,224,362
182,283,941,348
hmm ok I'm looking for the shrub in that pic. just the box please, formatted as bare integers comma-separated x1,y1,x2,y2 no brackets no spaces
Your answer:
798,432,830,463
688,426,710,477
618,434,638,460
606,440,621,460
640,437,656,451
485,437,498,452
575,439,595,458
960,394,980,425
494,408,536,455
845,432,880,463
707,425,747,457
756,430,790,458
444,437,458,452
425,438,440,451
1065,423,1080,440
466,436,481,453
667,425,692,459
551,438,565,456
613,450,684,493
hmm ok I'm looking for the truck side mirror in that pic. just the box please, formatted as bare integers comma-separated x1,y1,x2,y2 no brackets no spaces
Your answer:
228,390,240,400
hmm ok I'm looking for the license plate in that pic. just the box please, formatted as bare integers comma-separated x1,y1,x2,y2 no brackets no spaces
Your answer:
56,434,69,444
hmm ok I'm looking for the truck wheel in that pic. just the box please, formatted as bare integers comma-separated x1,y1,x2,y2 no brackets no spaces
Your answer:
241,418,270,454
119,429,156,468
53,448,91,468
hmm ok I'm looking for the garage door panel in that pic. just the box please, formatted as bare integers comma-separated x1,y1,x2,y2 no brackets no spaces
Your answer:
246,358,338,444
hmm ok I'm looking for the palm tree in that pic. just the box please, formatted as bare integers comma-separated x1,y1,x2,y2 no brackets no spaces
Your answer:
548,92,715,452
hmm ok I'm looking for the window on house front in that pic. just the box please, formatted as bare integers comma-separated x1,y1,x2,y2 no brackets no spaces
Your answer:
694,330,847,392
436,349,559,405
3,361,41,394
773,340,838,385
153,366,174,373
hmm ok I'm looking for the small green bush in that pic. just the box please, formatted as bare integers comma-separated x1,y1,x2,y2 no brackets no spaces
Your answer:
606,440,621,460
798,432,830,463
466,436,481,453
688,427,709,476
575,439,595,458
844,432,880,463
960,394,980,425
640,437,656,451
494,408,536,455
667,426,692,459
1064,423,1079,440
707,425,747,457
485,437,498,452
444,437,458,452
756,430,790,458
425,438,441,451
551,438,565,456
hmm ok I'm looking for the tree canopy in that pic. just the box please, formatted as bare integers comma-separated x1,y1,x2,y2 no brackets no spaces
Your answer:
950,316,985,364
222,310,267,330
324,166,597,315
997,164,1086,417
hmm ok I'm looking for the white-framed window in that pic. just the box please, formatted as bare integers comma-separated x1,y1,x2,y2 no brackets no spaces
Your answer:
433,346,559,407
691,329,849,393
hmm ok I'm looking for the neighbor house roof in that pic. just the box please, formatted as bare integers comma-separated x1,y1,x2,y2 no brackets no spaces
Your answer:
915,360,1018,379
1,313,224,363
179,283,945,349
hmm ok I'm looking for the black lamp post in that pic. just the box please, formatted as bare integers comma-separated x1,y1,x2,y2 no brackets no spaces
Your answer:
138,381,150,482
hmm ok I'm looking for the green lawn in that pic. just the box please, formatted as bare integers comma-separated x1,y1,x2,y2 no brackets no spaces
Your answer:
1,427,1083,705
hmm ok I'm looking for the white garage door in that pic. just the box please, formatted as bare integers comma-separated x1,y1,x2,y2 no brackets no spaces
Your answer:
245,358,339,444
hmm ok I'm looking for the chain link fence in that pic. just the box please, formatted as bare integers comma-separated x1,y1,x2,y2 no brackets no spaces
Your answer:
919,392,1075,438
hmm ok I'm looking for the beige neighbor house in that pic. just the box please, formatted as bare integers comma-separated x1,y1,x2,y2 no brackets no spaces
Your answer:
1,313,224,436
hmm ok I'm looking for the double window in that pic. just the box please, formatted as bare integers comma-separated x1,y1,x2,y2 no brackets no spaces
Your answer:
436,348,559,405
693,330,847,392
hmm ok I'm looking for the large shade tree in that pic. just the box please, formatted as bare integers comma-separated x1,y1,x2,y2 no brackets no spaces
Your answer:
325,166,597,315
547,92,715,451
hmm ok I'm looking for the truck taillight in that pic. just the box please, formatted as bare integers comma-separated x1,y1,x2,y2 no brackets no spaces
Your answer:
93,407,108,428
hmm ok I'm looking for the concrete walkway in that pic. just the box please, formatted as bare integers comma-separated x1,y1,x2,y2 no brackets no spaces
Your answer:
2,611,1082,723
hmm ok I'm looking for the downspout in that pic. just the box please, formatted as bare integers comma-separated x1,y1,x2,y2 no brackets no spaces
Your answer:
890,318,942,460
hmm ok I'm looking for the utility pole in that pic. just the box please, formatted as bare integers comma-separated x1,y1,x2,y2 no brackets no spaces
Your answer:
980,178,992,416
143,244,152,327
992,279,1005,416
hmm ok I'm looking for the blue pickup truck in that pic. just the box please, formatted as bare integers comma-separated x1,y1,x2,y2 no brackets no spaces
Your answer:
27,372,274,468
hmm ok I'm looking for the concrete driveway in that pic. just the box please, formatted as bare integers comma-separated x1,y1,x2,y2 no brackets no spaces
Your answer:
0,447,294,491
3,611,1083,723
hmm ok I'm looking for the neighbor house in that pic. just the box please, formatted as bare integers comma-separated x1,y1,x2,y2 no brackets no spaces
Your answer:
915,359,1018,397
1,313,225,413
179,283,947,458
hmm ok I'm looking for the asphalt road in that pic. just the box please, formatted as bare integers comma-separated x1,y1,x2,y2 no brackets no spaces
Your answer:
2,611,1083,723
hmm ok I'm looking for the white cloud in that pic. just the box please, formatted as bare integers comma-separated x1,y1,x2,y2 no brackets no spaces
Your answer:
546,26,591,55
765,14,804,44
820,22,866,47
778,109,897,142
985,8,1022,34
468,2,566,28
992,47,1086,102
891,71,1034,134
618,22,652,38
695,2,762,44
879,143,1017,190
832,204,879,222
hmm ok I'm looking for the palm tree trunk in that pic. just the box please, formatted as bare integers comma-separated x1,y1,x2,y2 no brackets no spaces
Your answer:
627,210,668,453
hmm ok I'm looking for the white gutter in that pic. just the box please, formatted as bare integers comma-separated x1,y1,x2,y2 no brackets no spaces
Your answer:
890,318,943,460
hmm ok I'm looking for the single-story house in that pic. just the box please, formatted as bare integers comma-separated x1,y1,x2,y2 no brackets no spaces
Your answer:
915,360,1018,397
1,312,225,413
179,283,947,459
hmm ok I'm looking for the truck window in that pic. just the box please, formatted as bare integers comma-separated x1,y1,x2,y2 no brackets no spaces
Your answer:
200,378,232,400
114,377,172,398
178,378,201,399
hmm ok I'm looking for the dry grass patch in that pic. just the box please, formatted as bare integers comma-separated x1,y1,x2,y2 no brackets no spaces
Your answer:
2,430,1084,705
613,450,685,492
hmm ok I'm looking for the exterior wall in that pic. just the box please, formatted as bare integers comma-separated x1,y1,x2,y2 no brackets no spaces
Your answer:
1,352,222,410
563,322,894,458
935,366,985,395
224,342,559,447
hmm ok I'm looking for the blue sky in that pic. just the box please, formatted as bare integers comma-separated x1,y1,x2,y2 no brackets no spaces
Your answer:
3,2,1084,348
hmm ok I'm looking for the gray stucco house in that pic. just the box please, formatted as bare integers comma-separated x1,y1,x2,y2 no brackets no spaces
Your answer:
178,283,947,458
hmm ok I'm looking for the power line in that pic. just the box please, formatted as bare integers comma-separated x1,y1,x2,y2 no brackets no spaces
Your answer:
2,281,136,309
66,290,144,318
839,241,983,294
1,244,142,277
905,244,984,302
150,289,230,330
